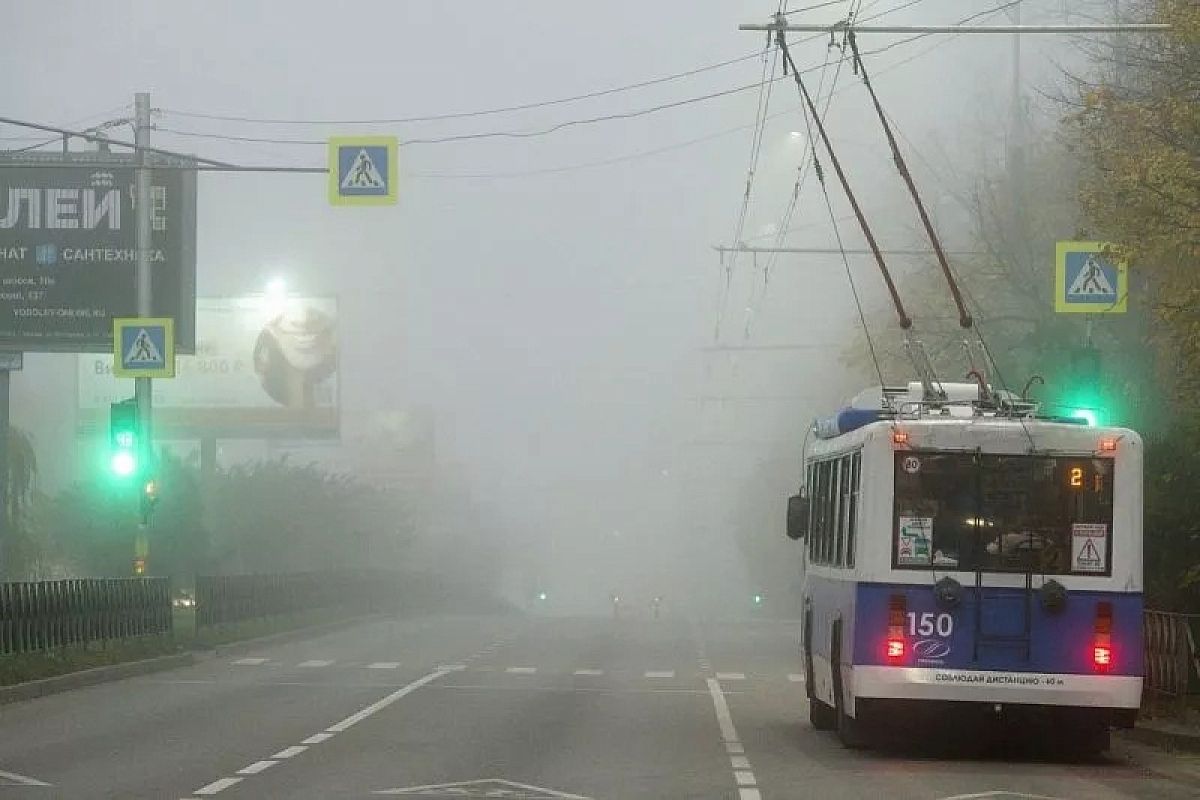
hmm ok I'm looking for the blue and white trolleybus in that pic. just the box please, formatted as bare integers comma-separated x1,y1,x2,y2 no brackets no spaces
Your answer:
786,381,1142,752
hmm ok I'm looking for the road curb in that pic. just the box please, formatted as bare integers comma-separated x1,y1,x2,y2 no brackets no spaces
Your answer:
1118,724,1200,754
0,651,195,706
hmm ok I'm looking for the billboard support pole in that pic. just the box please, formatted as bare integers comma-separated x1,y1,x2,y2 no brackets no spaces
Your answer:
134,92,153,567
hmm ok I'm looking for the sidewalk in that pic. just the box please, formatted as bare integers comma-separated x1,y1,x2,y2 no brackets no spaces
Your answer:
1121,709,1200,753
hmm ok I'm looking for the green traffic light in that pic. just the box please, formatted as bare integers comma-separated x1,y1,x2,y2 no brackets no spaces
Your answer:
1069,408,1099,427
109,398,139,479
111,451,137,477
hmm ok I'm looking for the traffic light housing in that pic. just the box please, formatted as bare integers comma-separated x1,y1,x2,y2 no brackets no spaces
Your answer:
109,398,139,478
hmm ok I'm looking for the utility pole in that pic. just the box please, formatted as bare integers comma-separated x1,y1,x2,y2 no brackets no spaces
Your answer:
134,92,153,574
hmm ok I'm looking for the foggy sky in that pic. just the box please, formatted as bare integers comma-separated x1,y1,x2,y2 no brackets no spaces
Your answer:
3,0,1087,605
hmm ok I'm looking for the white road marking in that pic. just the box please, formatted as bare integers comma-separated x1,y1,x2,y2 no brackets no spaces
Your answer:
437,664,467,671
367,662,400,670
573,669,604,676
237,760,277,775
734,771,756,787
272,746,307,759
0,768,50,786
232,657,268,666
327,667,450,732
725,742,744,754
644,670,675,679
938,794,1065,800
375,778,591,797
716,672,746,681
787,673,805,682
298,659,333,668
195,777,242,795
730,756,751,769
506,666,537,674
301,733,334,745
739,790,763,800
706,678,739,743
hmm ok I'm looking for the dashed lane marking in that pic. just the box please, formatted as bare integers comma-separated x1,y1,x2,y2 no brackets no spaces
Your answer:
706,679,739,744
506,666,537,674
437,664,467,672
232,658,268,666
272,746,307,759
298,660,333,668
734,771,756,787
195,777,242,795
787,673,805,682
716,672,746,681
0,769,50,787
644,670,675,679
573,669,604,676
327,667,451,732
740,790,763,800
730,756,751,769
726,743,744,754
301,733,334,745
237,760,277,775
367,662,400,670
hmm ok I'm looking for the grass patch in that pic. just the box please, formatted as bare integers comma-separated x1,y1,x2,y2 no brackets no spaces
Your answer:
0,636,182,687
0,607,373,687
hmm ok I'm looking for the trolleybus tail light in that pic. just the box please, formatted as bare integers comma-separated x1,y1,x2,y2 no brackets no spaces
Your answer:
1093,601,1113,672
886,594,907,663
892,431,909,446
1099,437,1117,453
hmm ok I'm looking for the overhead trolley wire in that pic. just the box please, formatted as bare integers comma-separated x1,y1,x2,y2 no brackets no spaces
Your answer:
774,13,912,329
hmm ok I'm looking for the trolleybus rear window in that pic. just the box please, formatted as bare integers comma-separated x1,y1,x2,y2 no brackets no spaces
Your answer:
893,452,1114,575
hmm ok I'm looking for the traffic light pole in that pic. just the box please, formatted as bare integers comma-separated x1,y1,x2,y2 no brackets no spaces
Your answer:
134,92,153,573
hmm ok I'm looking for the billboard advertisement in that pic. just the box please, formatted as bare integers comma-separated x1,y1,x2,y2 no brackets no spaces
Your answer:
78,295,337,439
0,152,197,352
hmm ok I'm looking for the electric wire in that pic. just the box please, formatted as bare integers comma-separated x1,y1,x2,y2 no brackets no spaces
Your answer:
776,20,912,329
715,37,780,342
741,2,855,340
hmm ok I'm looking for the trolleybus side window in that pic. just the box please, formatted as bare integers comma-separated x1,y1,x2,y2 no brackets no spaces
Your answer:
846,452,860,568
893,452,1114,575
806,453,861,568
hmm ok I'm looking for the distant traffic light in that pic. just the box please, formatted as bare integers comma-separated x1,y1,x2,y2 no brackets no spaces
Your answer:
109,398,139,478
753,594,763,605
537,591,548,602
140,478,160,522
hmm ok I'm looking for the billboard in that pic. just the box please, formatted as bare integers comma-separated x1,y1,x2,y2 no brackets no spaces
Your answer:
0,152,197,352
78,296,337,439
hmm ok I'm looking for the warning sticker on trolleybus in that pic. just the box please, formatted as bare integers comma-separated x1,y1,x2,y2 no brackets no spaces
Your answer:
1071,523,1108,573
897,516,933,565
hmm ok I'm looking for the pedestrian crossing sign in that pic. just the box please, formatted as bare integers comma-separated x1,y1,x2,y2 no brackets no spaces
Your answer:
1055,241,1128,313
113,317,175,378
328,136,398,206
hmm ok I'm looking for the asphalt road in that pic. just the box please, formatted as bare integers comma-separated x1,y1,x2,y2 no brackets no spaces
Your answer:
0,612,1198,799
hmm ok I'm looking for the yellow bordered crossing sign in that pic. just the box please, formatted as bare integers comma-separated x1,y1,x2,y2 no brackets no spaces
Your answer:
1055,241,1128,314
113,317,175,378
328,136,398,206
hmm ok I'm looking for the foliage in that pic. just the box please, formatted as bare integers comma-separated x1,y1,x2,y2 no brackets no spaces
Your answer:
844,139,1155,428
1070,0,1200,421
1145,430,1200,609
26,454,411,581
